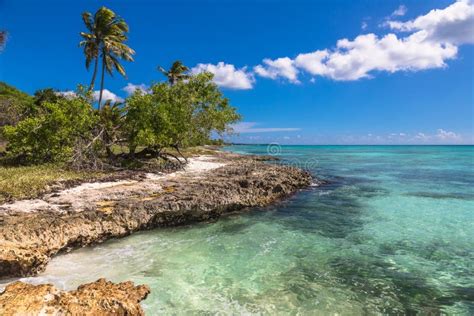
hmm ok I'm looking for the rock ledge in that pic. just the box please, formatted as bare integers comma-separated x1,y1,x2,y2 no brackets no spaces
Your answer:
0,278,150,315
0,153,314,278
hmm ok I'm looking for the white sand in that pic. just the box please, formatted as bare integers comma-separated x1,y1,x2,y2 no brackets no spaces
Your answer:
184,155,226,173
0,155,226,215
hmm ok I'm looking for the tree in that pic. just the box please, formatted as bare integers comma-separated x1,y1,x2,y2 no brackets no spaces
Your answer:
99,100,125,157
33,88,64,106
0,82,34,130
123,72,240,159
158,60,190,85
79,7,135,106
0,31,6,50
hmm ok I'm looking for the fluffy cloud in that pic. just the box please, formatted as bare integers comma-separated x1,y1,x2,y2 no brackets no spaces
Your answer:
294,50,330,77
387,0,474,44
93,89,124,103
392,5,407,17
357,130,467,144
231,122,301,133
356,130,466,144
191,1,472,86
299,32,457,80
228,129,472,144
191,62,254,90
256,0,472,83
56,90,77,99
123,83,150,95
254,57,299,83
414,129,463,143
436,128,461,140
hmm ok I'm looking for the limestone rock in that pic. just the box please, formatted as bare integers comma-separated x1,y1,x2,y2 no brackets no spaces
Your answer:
0,278,150,315
0,155,314,278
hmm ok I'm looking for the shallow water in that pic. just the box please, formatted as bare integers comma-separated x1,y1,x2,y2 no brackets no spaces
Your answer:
17,146,474,314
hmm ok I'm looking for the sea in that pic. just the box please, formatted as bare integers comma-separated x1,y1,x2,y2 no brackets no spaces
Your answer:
18,145,474,314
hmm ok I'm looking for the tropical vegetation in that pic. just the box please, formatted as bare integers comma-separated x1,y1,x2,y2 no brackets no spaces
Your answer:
158,60,191,85
0,6,240,172
79,7,135,105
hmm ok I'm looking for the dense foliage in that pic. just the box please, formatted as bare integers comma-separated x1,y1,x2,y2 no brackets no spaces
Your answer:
3,97,97,163
124,73,240,154
1,72,240,167
0,82,34,130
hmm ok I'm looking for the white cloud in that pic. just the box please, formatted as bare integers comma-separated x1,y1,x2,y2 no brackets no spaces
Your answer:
414,129,462,143
361,21,368,30
387,0,474,44
253,1,472,83
295,50,330,77
227,129,472,145
231,122,301,133
436,128,461,140
392,5,407,17
191,62,254,90
93,89,124,103
254,57,300,83
415,132,429,141
294,32,457,81
123,83,150,95
56,90,77,99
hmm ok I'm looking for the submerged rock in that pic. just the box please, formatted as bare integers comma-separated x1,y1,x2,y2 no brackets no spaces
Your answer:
0,153,313,278
0,278,150,315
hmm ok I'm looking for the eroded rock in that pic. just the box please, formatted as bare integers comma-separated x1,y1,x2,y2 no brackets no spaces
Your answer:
0,154,314,278
0,278,150,315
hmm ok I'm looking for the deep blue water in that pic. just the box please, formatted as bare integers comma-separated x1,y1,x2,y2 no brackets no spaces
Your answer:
18,145,474,314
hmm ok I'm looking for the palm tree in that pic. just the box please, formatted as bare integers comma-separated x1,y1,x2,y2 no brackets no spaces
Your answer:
0,31,6,49
79,7,135,106
158,60,190,85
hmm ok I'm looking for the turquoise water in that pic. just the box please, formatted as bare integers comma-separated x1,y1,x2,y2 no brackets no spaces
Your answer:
19,146,474,314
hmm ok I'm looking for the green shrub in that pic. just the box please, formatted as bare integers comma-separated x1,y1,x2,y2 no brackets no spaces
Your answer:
0,82,35,129
3,97,97,163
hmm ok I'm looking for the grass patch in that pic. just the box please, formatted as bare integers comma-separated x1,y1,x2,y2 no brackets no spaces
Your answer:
0,145,220,203
0,164,104,203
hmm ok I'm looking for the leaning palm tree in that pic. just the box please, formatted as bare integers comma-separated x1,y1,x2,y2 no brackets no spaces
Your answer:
79,7,135,106
158,60,190,85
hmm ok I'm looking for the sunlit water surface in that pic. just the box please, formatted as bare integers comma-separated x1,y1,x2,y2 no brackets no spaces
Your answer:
13,146,474,314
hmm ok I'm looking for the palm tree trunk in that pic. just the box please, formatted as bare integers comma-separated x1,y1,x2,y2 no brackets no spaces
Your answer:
89,57,99,91
0,31,5,47
98,54,106,108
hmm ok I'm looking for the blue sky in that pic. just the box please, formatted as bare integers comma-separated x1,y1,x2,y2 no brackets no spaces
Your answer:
1,0,473,144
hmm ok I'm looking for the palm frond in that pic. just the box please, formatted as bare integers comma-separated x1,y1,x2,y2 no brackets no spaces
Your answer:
81,12,94,32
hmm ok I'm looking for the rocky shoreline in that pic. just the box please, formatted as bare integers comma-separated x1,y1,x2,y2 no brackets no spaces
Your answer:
0,278,150,315
0,151,315,313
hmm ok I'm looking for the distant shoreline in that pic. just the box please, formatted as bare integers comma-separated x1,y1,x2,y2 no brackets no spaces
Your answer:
227,143,474,146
